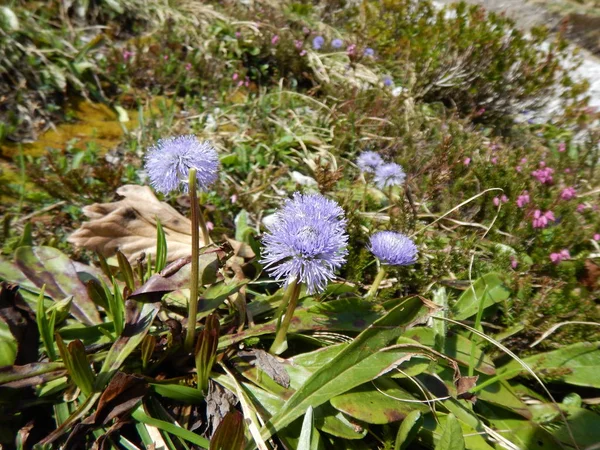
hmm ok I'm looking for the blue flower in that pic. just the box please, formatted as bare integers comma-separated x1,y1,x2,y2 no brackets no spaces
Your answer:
331,38,343,49
364,47,375,57
356,151,384,174
261,192,348,294
374,162,406,189
312,36,325,50
144,135,219,194
369,231,417,266
383,76,393,87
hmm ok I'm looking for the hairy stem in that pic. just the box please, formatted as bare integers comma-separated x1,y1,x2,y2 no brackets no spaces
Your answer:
366,265,387,300
185,169,201,351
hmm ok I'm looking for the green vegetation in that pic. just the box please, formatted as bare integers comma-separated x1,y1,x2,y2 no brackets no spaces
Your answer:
0,0,599,448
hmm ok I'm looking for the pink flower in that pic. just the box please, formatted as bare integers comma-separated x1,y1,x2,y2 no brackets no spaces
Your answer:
491,157,498,165
516,191,530,208
516,166,522,172
540,161,546,167
560,249,570,259
122,50,134,61
244,76,250,87
520,158,528,164
346,44,357,55
163,55,169,61
235,31,241,38
558,142,566,152
550,253,561,264
206,221,214,231
493,197,500,206
300,50,307,56
463,157,471,166
560,187,576,200
577,204,587,213
564,168,571,174
231,194,238,204
271,35,280,45
593,233,600,241
185,63,192,71
500,195,508,203
294,40,303,49
232,73,239,81
511,257,518,269
532,209,555,229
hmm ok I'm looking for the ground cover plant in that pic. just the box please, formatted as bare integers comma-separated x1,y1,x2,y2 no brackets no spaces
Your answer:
0,0,599,448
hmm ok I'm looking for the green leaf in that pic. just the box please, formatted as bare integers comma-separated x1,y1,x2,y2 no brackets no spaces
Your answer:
451,273,510,320
117,250,135,292
330,377,426,424
435,414,465,450
211,411,246,450
529,403,600,448
0,317,17,367
203,279,248,304
151,383,205,404
155,220,167,273
403,328,495,375
132,407,209,448
298,406,314,450
256,297,431,443
395,410,422,450
499,341,600,388
95,302,160,390
14,246,101,325
36,285,57,361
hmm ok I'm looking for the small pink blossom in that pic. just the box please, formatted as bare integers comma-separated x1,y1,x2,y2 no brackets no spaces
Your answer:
539,161,546,167
232,73,239,81
163,55,169,61
493,197,500,206
516,191,530,208
577,204,587,213
122,50,134,61
532,210,555,229
558,142,566,152
593,233,600,241
564,168,571,174
294,40,303,49
463,157,471,166
550,249,570,264
491,157,498,165
235,31,241,38
206,221,214,231
300,50,307,56
520,158,528,164
510,257,518,269
500,195,508,203
560,187,576,200
271,35,280,45
185,63,192,71
244,76,250,87
230,194,238,204
346,44,357,55
302,26,310,36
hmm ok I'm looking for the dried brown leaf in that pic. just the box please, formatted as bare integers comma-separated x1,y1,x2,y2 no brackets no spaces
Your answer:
251,349,290,388
68,185,193,262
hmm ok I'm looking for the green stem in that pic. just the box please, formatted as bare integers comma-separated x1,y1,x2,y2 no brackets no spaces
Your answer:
185,169,201,352
366,265,387,300
270,279,301,355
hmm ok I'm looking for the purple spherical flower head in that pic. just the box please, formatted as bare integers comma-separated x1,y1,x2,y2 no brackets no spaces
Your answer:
144,135,219,195
374,162,406,189
383,76,393,87
261,192,348,294
312,35,325,50
331,38,343,49
369,231,417,266
356,151,384,174
364,47,375,57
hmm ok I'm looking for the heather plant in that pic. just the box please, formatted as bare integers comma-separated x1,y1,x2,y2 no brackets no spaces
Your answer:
0,0,599,448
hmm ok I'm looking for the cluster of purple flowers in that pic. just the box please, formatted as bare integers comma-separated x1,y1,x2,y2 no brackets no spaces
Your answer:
516,191,530,208
493,195,508,207
144,135,219,195
260,193,349,294
310,35,374,57
369,231,417,266
531,164,554,185
560,187,576,200
356,151,406,190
